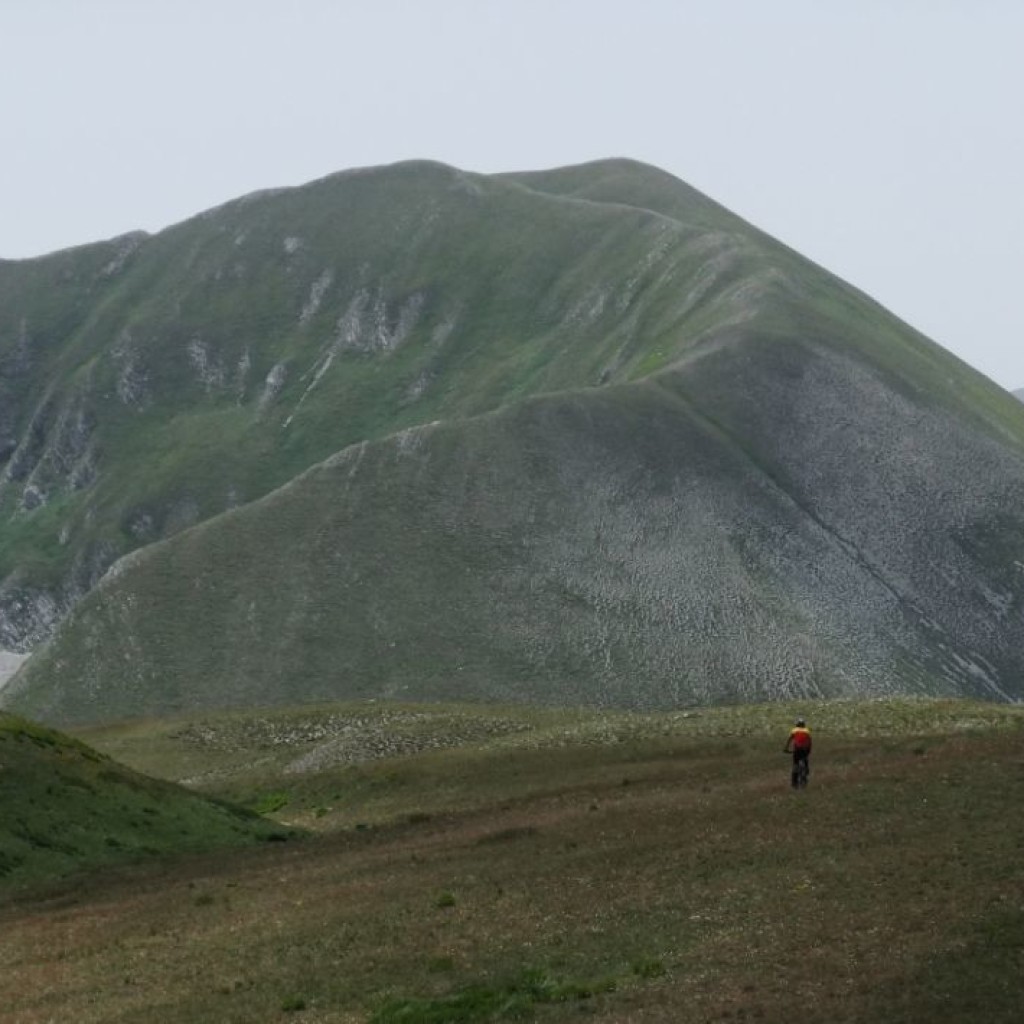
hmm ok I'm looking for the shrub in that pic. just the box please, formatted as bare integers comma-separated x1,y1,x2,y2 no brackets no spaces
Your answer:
252,791,289,815
632,958,666,979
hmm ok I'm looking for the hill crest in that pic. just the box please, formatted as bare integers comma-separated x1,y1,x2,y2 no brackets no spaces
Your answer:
3,159,1024,723
0,710,284,890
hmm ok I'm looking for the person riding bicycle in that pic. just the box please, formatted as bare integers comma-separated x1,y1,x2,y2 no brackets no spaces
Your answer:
784,718,812,788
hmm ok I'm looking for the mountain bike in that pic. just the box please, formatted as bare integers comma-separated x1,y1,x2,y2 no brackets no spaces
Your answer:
787,752,809,790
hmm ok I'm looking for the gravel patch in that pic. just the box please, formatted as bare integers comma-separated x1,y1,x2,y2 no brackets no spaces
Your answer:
0,651,28,691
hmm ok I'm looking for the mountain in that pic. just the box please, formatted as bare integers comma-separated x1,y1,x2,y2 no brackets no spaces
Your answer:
0,711,284,890
3,159,1024,725
1014,389,1024,402
0,158,760,650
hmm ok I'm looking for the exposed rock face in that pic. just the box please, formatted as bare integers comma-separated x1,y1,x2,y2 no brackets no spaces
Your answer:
0,540,117,652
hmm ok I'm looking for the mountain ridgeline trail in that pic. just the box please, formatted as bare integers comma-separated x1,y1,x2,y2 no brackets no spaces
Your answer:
2,158,1024,724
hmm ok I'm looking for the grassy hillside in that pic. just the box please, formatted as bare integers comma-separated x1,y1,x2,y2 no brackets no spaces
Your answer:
9,362,1024,725
3,158,1021,628
0,159,812,647
0,711,287,892
1,697,1021,1022
5,158,1024,722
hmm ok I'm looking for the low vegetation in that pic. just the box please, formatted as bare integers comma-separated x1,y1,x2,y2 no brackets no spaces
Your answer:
0,711,288,893
0,697,1021,1022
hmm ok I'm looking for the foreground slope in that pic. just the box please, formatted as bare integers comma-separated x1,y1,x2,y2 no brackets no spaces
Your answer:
5,159,1024,722
4,699,1024,1022
0,712,284,890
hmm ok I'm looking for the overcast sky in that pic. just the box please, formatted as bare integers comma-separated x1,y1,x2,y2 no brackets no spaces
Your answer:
2,0,1022,387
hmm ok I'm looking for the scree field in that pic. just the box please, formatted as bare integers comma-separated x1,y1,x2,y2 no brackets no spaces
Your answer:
2,697,1023,1023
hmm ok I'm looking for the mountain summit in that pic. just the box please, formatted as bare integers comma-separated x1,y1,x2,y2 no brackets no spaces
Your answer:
3,159,1024,724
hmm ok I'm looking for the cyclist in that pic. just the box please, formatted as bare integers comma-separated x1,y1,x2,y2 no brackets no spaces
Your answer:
784,718,812,788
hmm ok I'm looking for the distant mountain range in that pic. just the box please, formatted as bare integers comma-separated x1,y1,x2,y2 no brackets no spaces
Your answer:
3,159,1024,725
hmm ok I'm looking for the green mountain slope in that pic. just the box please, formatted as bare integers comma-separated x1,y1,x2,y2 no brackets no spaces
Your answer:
3,158,1024,723
1,159,788,647
9,357,1024,724
0,711,284,890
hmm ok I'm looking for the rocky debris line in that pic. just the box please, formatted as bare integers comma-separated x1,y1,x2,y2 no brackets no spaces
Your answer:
169,709,536,772
496,699,1024,751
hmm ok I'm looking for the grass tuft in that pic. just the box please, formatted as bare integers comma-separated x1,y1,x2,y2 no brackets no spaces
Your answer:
371,968,617,1023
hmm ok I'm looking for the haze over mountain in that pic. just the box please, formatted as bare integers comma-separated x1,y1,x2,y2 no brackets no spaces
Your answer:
3,159,1024,725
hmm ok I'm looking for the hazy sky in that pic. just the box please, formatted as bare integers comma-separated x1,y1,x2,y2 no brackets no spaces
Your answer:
3,0,1022,387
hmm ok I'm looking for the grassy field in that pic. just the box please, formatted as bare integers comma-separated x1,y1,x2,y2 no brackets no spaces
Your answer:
2,697,1023,1022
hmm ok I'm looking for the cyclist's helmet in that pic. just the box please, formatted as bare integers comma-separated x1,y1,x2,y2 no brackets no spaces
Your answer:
795,718,806,727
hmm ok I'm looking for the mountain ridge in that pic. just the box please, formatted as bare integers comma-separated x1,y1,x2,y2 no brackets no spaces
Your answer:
0,157,838,649
3,158,1024,723
8,348,1024,723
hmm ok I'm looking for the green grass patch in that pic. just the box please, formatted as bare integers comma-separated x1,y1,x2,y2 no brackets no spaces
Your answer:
250,790,289,815
371,968,618,1023
0,711,287,894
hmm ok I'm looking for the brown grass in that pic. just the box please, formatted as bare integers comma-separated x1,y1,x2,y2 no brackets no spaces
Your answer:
2,710,1024,1022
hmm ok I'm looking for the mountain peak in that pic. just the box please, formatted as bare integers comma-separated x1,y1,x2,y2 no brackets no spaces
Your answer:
3,159,1024,724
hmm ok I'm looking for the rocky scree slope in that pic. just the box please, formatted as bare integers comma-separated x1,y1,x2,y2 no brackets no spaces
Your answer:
3,159,1024,723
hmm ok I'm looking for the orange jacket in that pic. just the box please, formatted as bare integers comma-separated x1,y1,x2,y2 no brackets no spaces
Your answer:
786,726,812,753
